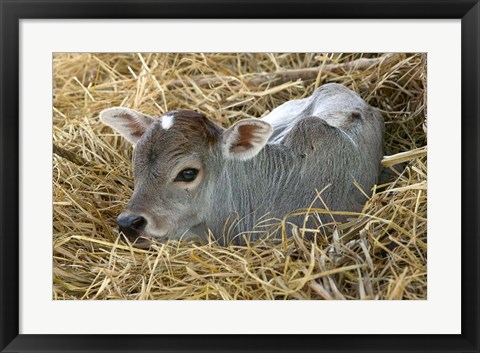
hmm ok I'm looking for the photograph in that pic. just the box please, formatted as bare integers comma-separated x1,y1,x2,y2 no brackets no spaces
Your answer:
1,0,477,350
52,52,427,300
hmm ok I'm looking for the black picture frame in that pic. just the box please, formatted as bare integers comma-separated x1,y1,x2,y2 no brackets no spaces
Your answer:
1,1,479,352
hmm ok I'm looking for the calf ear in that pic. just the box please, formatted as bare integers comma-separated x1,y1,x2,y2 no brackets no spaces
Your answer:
100,107,154,145
222,119,273,160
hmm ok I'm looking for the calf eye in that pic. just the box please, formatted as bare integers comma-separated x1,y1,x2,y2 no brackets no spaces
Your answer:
174,168,199,182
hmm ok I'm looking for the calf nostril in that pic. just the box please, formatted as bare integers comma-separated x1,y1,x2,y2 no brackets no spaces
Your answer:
117,214,147,236
130,216,146,231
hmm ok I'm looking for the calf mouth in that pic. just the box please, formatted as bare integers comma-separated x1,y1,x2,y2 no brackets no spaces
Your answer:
131,236,153,249
119,232,155,249
125,234,172,249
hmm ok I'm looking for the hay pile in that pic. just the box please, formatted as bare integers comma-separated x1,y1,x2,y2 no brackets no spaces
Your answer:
53,53,427,300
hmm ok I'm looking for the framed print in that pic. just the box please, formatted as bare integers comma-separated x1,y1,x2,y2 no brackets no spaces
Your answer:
1,1,479,353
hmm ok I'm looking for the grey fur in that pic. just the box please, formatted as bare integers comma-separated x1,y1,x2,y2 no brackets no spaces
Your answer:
100,83,384,246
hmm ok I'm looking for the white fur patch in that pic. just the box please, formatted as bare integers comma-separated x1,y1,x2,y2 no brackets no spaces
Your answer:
338,128,358,148
161,114,175,130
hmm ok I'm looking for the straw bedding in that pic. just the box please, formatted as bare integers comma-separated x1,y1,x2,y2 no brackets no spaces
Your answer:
53,53,427,300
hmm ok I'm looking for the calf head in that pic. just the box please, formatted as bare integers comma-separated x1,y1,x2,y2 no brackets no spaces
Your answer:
100,108,272,247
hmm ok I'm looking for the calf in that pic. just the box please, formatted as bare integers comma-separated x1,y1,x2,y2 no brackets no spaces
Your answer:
100,83,384,247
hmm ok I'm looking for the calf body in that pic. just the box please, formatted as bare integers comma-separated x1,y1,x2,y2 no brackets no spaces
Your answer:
100,83,384,247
